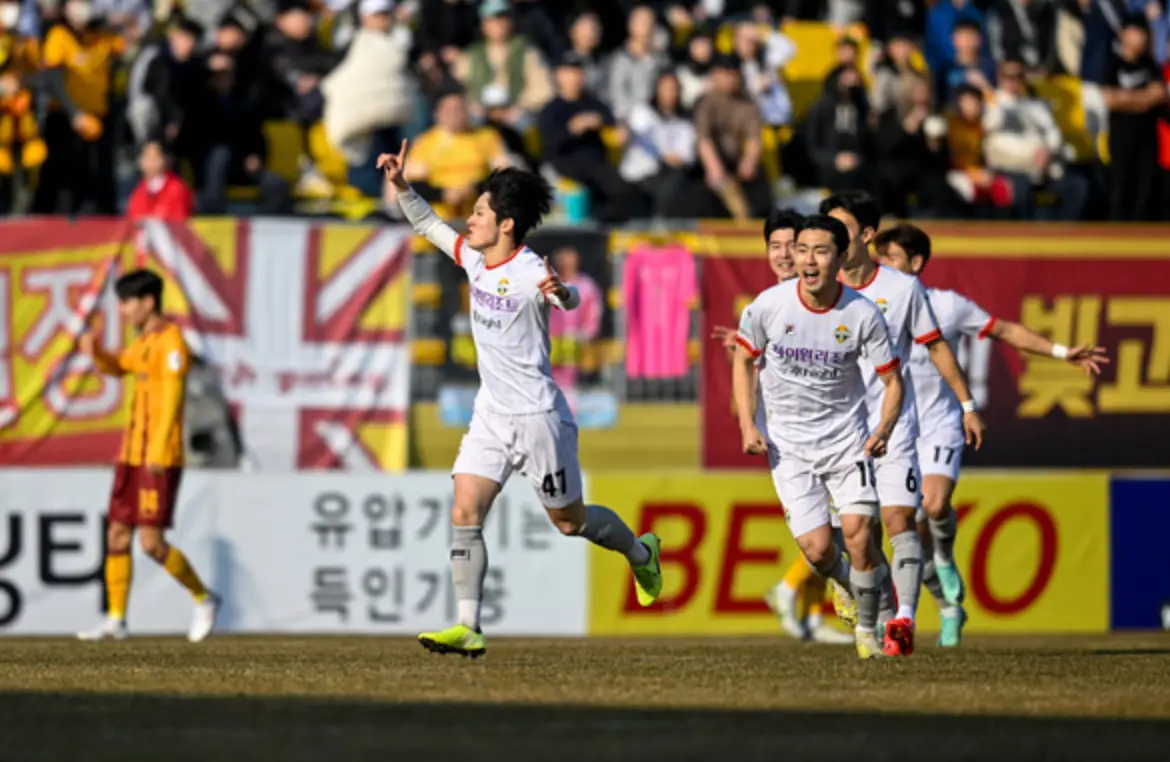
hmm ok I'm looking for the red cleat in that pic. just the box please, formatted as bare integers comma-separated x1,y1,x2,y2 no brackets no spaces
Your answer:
883,617,916,657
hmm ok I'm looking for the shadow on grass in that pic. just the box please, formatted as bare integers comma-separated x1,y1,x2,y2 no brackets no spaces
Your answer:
1,691,1169,762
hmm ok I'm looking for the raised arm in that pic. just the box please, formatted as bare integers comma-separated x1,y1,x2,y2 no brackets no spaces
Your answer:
378,140,462,261
984,318,1109,375
79,330,127,377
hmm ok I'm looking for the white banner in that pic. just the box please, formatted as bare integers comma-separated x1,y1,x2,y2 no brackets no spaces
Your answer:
0,470,587,636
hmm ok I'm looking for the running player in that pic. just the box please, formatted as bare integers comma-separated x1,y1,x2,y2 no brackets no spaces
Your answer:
733,214,906,660
76,269,220,642
819,191,986,657
875,223,1108,646
378,141,663,658
711,209,852,645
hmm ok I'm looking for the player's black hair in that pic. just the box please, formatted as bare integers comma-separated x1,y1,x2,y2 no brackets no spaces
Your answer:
818,190,882,234
875,224,932,265
482,167,553,243
798,214,850,257
763,207,805,243
114,269,164,310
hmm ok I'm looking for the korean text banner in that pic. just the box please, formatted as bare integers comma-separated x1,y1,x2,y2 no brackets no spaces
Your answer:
0,218,412,471
0,470,586,635
587,471,1109,635
698,223,1170,468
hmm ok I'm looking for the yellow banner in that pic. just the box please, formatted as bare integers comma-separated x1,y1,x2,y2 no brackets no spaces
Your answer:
587,471,1109,635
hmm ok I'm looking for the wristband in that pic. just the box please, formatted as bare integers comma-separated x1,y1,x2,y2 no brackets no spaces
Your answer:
1051,344,1070,360
961,400,977,414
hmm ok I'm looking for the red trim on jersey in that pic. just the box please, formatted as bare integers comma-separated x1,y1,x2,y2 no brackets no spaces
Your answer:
840,264,880,291
454,236,464,267
485,245,525,271
875,357,901,375
798,282,843,313
914,328,942,345
735,335,763,358
978,317,998,339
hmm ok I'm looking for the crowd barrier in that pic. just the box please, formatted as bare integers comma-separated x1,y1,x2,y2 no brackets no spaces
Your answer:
1,469,1165,636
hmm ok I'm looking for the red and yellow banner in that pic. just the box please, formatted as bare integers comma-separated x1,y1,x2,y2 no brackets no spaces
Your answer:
699,223,1170,469
587,471,1109,635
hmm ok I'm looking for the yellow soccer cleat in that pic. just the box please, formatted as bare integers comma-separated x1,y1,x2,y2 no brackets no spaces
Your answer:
632,533,663,607
418,624,486,658
828,578,858,629
855,629,885,660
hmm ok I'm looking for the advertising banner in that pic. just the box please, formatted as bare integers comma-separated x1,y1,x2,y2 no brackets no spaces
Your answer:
0,218,413,471
0,470,587,635
587,471,1109,635
698,224,1170,469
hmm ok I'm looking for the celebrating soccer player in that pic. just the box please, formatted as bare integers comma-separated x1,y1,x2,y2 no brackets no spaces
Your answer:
712,209,852,645
820,191,986,657
378,141,663,658
76,270,220,642
733,214,905,661
875,223,1108,647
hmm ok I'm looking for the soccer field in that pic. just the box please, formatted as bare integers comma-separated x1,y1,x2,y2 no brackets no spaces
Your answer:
2,634,1170,761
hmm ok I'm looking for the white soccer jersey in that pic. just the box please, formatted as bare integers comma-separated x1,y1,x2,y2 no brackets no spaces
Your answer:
911,288,996,443
848,265,942,451
399,189,572,416
737,279,900,463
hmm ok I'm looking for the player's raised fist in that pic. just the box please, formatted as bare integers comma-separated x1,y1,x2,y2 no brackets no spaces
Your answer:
538,256,570,303
376,139,409,190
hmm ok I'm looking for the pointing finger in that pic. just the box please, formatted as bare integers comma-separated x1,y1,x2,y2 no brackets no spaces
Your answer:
398,138,408,163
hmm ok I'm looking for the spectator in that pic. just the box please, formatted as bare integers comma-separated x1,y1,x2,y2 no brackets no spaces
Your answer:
1102,13,1168,220
805,62,875,194
983,57,1089,219
866,0,928,45
35,0,125,215
620,70,705,218
416,0,479,67
393,88,510,218
548,245,603,393
322,0,416,197
733,20,796,128
0,1,48,214
94,0,150,43
695,54,771,220
875,74,940,216
567,11,605,94
216,13,264,105
872,32,926,117
194,49,290,215
1054,0,1089,76
939,18,997,103
677,26,714,110
511,0,567,64
926,0,987,77
606,4,668,123
988,0,1059,74
263,0,342,124
126,17,205,149
454,0,553,132
126,140,195,222
538,52,640,222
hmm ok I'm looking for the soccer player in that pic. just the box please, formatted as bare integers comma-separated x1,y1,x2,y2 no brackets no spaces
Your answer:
875,223,1108,646
378,141,663,658
732,214,906,660
711,209,852,645
76,269,220,642
819,191,986,657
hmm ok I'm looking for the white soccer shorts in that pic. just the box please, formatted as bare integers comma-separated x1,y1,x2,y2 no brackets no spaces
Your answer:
917,426,965,483
453,408,583,509
873,445,924,513
771,453,879,538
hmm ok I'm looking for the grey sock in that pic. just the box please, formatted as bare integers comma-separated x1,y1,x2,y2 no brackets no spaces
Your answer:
890,531,924,618
850,566,883,632
813,548,851,587
876,554,897,625
451,526,487,629
929,509,958,566
578,504,649,565
922,558,949,610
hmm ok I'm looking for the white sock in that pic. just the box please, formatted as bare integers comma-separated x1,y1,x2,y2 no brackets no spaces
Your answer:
776,582,798,610
896,604,916,622
458,599,481,630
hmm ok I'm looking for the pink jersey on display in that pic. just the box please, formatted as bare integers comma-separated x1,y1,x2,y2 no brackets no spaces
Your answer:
623,244,696,379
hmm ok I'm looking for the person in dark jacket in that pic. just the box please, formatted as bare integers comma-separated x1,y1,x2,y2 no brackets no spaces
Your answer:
262,0,343,123
804,63,876,193
126,17,205,149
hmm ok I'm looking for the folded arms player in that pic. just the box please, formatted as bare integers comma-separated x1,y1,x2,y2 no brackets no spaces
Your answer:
378,141,663,658
732,215,905,660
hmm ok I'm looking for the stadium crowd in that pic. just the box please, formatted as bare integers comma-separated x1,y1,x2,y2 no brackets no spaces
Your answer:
0,0,1167,222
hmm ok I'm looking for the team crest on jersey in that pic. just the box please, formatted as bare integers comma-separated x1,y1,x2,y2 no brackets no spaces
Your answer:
834,324,851,343
496,278,510,296
785,324,795,336
874,297,890,315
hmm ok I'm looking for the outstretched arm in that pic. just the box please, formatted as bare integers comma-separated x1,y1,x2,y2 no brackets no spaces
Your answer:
986,319,1109,375
378,140,463,262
